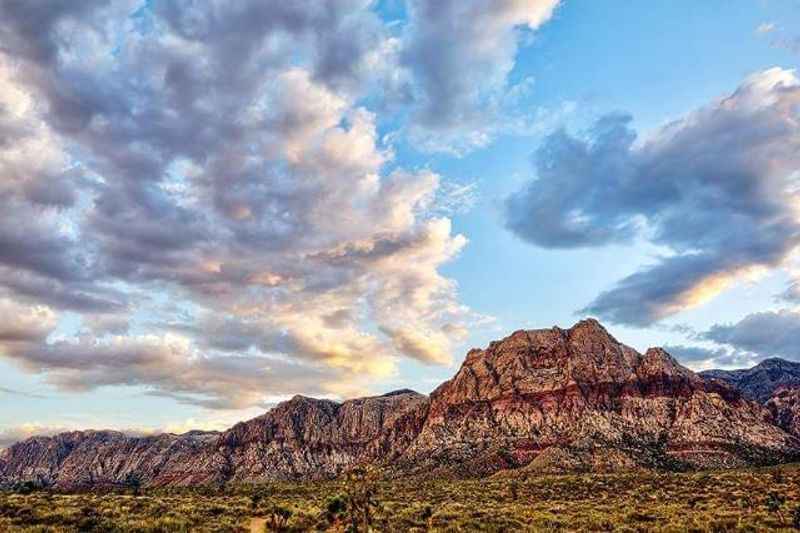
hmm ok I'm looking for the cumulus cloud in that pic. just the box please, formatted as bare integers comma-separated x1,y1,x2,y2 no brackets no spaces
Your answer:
0,298,56,343
663,344,729,364
661,343,756,370
0,0,491,409
400,0,560,152
668,309,800,370
507,67,800,326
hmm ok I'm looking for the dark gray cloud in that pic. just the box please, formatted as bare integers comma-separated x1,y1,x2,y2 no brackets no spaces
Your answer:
701,310,800,362
663,344,727,363
661,343,754,368
507,68,800,326
0,0,110,65
0,308,340,410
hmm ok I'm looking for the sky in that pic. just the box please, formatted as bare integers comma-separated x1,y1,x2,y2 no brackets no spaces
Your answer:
0,0,799,446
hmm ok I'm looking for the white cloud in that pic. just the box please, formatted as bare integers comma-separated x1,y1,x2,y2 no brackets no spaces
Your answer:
756,22,776,34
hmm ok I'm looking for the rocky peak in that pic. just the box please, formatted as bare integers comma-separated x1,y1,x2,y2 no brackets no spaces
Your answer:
639,347,699,379
433,319,662,407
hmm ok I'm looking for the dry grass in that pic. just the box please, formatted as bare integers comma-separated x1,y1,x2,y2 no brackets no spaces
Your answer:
2,464,800,531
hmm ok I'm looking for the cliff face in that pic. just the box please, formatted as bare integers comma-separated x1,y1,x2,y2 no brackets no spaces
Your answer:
2,319,799,489
700,358,800,403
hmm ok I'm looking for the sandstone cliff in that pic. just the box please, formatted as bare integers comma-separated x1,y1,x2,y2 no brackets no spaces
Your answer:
2,319,798,489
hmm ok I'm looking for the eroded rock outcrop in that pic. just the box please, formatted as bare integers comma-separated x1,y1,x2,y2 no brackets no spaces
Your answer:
2,319,798,488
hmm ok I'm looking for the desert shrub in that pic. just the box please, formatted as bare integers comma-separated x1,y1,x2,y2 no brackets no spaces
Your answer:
766,491,787,524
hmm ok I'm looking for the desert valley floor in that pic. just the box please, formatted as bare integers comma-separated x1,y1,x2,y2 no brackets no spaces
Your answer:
2,464,800,532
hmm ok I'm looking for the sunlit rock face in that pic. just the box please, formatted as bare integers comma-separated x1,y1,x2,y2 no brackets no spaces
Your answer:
2,320,799,489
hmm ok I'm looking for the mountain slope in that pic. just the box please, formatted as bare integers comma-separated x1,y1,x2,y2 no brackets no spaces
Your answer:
700,358,800,403
2,319,799,489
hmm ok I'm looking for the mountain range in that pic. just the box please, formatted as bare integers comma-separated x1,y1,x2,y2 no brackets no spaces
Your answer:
700,358,800,403
3,319,800,489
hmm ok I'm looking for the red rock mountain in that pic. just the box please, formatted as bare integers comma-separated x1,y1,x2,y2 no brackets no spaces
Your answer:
2,320,798,489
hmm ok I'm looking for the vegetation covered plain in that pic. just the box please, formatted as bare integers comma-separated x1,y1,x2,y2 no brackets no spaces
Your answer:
2,464,800,532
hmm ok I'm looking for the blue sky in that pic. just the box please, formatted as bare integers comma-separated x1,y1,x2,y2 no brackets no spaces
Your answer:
0,0,799,444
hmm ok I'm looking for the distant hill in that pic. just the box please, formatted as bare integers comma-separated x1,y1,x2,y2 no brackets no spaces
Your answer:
700,358,800,403
2,319,799,489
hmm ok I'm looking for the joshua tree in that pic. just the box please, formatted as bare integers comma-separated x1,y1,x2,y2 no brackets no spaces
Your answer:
124,472,142,497
344,467,381,532
766,491,786,525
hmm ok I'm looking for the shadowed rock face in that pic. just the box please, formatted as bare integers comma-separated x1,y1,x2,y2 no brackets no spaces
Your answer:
766,387,800,438
700,359,800,403
2,320,799,489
